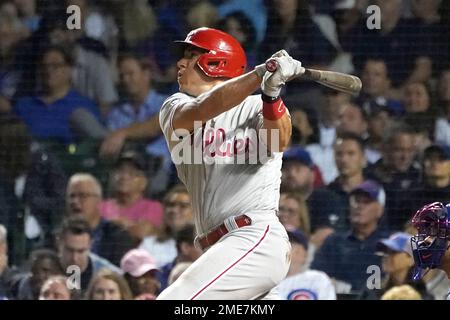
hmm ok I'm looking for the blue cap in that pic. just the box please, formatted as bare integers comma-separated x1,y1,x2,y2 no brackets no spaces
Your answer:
424,144,450,161
376,232,412,255
287,229,309,251
283,147,313,168
350,180,385,206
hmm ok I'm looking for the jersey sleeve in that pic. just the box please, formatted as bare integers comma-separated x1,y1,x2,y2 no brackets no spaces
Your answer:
159,93,194,150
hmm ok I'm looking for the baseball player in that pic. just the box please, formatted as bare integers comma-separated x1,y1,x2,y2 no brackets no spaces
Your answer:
157,27,305,300
410,202,450,286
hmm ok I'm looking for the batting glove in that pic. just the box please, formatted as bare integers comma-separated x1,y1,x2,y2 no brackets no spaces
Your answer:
254,50,290,78
261,55,305,97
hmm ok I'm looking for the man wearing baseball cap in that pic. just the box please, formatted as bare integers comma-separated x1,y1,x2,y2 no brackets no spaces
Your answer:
311,180,388,293
350,180,386,207
121,248,161,299
100,150,163,241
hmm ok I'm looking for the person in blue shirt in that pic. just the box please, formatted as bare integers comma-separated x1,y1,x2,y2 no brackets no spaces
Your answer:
13,46,100,144
101,54,168,160
311,180,389,293
99,54,171,195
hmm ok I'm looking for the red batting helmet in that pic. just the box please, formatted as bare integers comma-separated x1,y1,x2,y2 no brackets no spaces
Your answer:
174,27,247,78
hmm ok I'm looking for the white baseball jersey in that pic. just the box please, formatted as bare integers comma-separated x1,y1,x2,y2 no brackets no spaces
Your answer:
277,270,337,300
157,91,290,300
159,92,283,235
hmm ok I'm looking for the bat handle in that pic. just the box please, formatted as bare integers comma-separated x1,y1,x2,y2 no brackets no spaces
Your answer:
266,59,313,81
265,59,278,72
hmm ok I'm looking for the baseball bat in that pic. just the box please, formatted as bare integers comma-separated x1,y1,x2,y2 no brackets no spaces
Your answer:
265,59,362,95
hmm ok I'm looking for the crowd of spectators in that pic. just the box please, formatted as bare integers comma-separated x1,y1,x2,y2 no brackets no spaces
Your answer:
0,0,450,300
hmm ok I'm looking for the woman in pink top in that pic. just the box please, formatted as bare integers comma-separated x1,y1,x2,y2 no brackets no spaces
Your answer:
101,151,163,240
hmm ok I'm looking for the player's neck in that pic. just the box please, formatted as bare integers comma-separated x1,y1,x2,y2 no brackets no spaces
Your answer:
182,79,223,97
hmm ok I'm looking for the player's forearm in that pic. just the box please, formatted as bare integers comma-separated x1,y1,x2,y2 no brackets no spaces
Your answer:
196,71,262,120
262,113,292,152
121,115,161,139
173,71,262,131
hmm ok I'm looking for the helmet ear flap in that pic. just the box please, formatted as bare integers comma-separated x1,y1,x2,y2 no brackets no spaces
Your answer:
197,53,230,78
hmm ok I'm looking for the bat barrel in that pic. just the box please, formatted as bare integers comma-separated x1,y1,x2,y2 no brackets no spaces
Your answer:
264,60,362,95
304,69,362,95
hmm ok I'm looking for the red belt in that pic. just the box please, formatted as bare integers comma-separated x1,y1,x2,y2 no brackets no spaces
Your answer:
197,215,252,250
